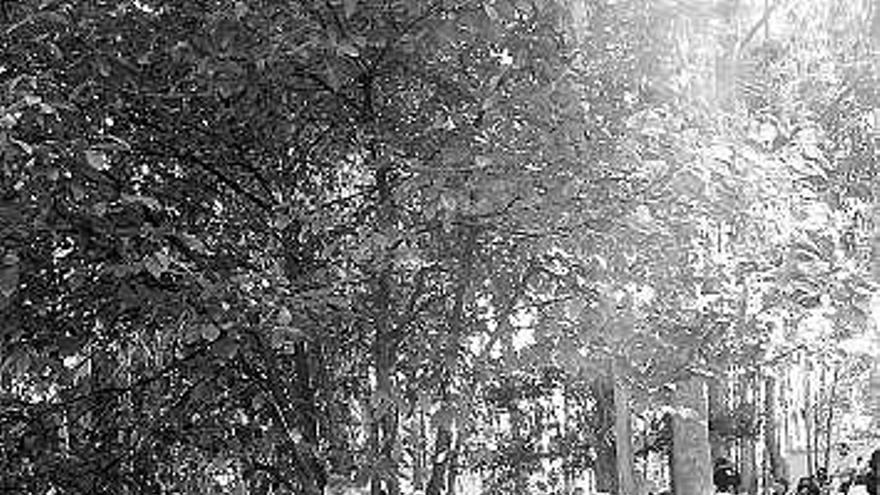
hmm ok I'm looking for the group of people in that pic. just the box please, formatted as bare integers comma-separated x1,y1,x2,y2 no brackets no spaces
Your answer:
712,448,880,495
835,449,880,495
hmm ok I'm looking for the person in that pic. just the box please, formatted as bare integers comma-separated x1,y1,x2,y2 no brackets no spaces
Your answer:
817,467,829,487
849,480,870,495
817,467,837,493
797,476,821,495
714,458,741,494
772,477,790,495
868,449,880,495
840,457,865,494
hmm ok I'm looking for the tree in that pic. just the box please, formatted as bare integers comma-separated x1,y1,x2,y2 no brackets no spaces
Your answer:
6,0,877,494
0,0,676,493
671,378,713,495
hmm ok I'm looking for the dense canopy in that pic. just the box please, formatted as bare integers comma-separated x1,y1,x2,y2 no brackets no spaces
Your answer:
1,1,879,494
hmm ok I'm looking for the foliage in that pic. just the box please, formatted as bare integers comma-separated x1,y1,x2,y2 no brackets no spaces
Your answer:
2,0,879,493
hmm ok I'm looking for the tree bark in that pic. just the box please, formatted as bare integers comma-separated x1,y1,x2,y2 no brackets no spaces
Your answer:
592,378,618,494
562,382,573,494
293,343,320,450
512,403,528,495
614,363,637,495
708,377,731,461
823,366,840,475
671,377,713,495
742,431,757,494
871,0,880,46
741,374,757,495
370,143,399,495
447,433,461,495
426,226,477,495
764,376,785,486
426,426,453,495
804,363,814,478
869,360,880,432
414,405,426,492
250,329,324,494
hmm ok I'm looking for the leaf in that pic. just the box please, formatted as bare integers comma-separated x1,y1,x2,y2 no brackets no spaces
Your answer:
416,392,432,412
671,169,705,197
441,146,468,166
184,325,202,344
213,337,239,359
0,254,19,299
790,241,823,263
144,258,162,279
234,1,248,19
484,3,499,23
10,137,33,155
431,405,455,430
121,193,161,210
144,252,170,279
343,0,358,18
201,323,221,341
325,64,340,92
351,34,368,48
14,352,31,376
0,353,18,376
252,393,265,410
271,326,306,351
273,212,293,230
85,149,109,171
70,183,85,201
191,381,211,403
0,113,16,128
277,307,293,326
336,41,359,58
180,233,207,254
40,11,69,25
353,466,372,488
439,194,457,212
514,0,533,16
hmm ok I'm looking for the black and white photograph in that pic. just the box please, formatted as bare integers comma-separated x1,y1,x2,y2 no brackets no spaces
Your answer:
2,0,880,493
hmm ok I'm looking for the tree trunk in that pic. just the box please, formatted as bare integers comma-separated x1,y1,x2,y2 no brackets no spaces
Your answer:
871,0,880,46
294,342,326,491
592,378,618,494
804,363,814,478
671,377,713,495
414,405,426,492
512,404,528,494
708,377,731,461
426,226,477,495
614,364,637,495
764,376,785,486
869,359,880,432
562,383,573,494
823,366,840,475
742,434,757,495
666,412,675,495
293,344,317,440
371,149,399,495
741,374,757,495
447,433,461,495
426,427,453,495
252,328,324,494
372,333,398,495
